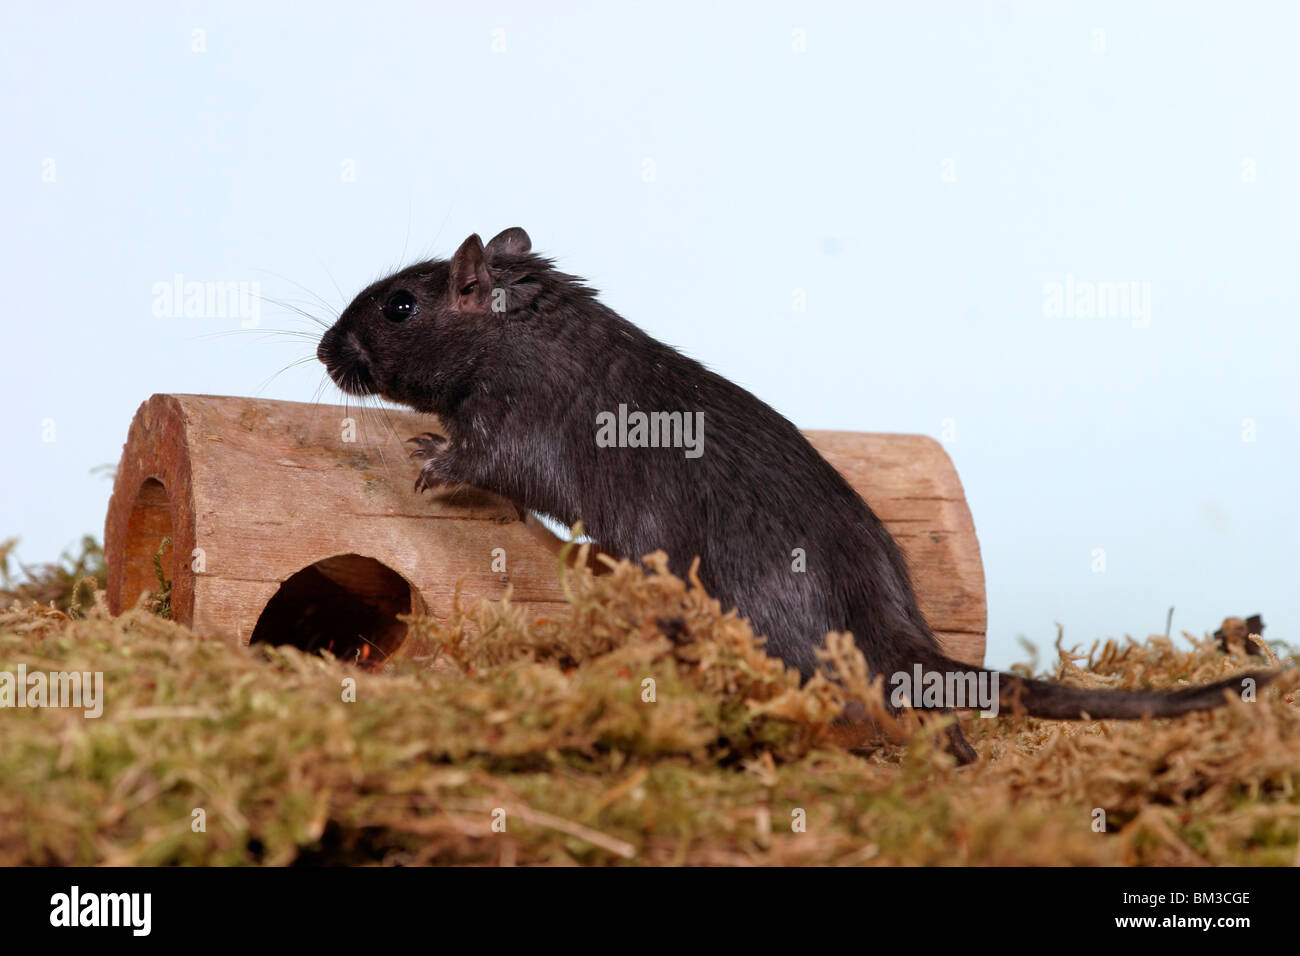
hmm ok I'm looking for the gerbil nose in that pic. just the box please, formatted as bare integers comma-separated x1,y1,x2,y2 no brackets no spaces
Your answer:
316,328,336,364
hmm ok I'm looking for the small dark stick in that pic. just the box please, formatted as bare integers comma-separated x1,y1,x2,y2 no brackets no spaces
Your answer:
317,228,1279,764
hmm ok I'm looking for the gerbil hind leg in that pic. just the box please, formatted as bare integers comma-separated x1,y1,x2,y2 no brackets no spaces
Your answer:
940,718,977,765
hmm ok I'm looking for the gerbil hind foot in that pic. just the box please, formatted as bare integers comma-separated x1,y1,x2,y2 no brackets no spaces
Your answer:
916,707,979,765
942,721,977,765
831,701,978,765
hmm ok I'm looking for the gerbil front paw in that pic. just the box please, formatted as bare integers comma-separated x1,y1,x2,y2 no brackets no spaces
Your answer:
408,432,449,461
408,432,453,493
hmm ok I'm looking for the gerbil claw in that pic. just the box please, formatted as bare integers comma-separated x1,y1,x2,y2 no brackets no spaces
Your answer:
410,433,451,494
413,460,439,494
408,432,448,460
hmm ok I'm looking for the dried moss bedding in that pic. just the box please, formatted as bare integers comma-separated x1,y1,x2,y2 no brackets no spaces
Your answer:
0,547,1295,865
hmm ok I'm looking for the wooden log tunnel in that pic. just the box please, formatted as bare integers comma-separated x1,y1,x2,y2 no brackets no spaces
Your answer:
104,394,987,667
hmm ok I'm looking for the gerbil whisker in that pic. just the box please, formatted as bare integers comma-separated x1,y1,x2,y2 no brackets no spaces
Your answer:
313,256,348,311
198,327,321,343
250,292,331,331
420,202,454,264
254,354,319,396
309,371,331,408
357,396,403,482
251,269,340,322
398,192,413,273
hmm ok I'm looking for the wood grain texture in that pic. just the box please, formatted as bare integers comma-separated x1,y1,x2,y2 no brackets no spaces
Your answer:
802,431,986,666
105,395,985,666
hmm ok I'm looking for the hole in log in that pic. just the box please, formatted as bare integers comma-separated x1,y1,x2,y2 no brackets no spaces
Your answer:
249,554,423,667
121,478,176,615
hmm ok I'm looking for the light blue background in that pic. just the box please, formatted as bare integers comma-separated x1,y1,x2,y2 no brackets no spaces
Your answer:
3,1,1296,667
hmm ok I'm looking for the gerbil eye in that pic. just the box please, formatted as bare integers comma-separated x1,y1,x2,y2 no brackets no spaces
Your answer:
381,290,419,322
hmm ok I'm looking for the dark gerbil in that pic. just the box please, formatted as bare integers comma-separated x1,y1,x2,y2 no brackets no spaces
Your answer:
318,227,1278,763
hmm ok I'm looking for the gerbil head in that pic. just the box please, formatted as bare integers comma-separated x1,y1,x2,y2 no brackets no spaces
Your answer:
317,227,537,414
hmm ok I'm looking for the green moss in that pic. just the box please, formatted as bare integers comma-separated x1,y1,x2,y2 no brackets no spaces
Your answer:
0,541,1294,865
149,536,172,618
0,535,107,612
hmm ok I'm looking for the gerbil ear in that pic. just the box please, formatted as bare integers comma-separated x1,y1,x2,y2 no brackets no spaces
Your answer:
449,234,491,312
485,227,532,259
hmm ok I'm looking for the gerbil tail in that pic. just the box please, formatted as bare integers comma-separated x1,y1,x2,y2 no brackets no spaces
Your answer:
911,646,1280,719
991,666,1278,718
